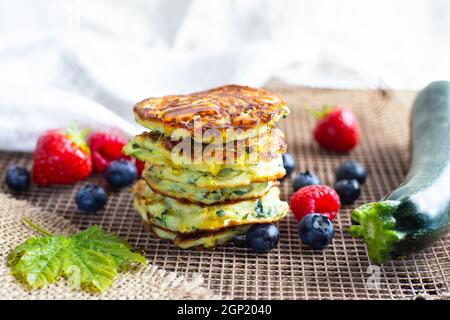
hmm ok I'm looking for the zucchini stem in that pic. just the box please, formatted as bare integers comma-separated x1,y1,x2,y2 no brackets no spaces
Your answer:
349,201,405,264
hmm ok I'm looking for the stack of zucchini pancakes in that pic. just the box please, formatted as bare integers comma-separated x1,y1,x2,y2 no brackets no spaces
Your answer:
124,85,290,249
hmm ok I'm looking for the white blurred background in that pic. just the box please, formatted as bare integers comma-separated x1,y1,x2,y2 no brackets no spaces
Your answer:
1,0,449,151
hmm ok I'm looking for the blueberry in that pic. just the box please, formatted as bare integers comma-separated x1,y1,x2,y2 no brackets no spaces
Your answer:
293,171,321,191
76,184,108,213
335,160,367,184
334,179,361,204
282,153,296,179
298,214,334,250
233,234,247,247
246,224,280,253
5,166,30,191
105,159,137,188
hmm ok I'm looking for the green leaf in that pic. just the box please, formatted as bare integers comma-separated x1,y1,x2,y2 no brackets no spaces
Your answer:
66,122,91,155
8,221,146,293
305,105,334,120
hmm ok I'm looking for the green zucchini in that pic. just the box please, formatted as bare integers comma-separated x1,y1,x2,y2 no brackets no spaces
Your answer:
349,81,450,264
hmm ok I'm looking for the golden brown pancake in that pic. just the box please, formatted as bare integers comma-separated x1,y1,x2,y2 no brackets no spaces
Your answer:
144,223,251,249
124,127,287,165
145,162,284,189
142,168,277,205
132,179,289,235
133,85,289,143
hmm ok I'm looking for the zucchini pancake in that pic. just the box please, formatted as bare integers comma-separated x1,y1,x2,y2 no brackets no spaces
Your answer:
124,84,290,249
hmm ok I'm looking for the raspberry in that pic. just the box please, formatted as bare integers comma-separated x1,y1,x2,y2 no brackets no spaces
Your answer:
88,132,129,173
290,185,341,221
135,159,145,177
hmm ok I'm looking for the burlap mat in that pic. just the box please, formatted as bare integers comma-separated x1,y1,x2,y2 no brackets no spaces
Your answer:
0,84,449,300
0,193,219,299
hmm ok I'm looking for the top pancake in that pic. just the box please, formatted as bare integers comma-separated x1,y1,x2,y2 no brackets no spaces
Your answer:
133,85,289,143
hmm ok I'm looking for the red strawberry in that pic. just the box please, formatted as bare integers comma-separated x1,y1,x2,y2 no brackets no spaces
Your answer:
88,132,129,173
33,125,92,186
290,185,341,222
312,107,359,152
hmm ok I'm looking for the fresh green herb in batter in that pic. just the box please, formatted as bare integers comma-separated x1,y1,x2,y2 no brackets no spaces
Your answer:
255,199,266,217
216,210,225,217
232,189,249,196
155,211,169,226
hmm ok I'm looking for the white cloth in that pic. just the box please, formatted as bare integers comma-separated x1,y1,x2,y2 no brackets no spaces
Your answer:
1,0,449,151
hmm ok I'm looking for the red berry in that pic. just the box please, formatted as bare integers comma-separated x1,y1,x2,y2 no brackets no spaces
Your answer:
32,126,92,186
135,159,145,177
290,185,341,221
88,132,129,173
313,107,359,152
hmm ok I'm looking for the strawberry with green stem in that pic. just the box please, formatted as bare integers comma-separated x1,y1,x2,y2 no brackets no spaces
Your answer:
32,124,92,186
310,106,360,152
